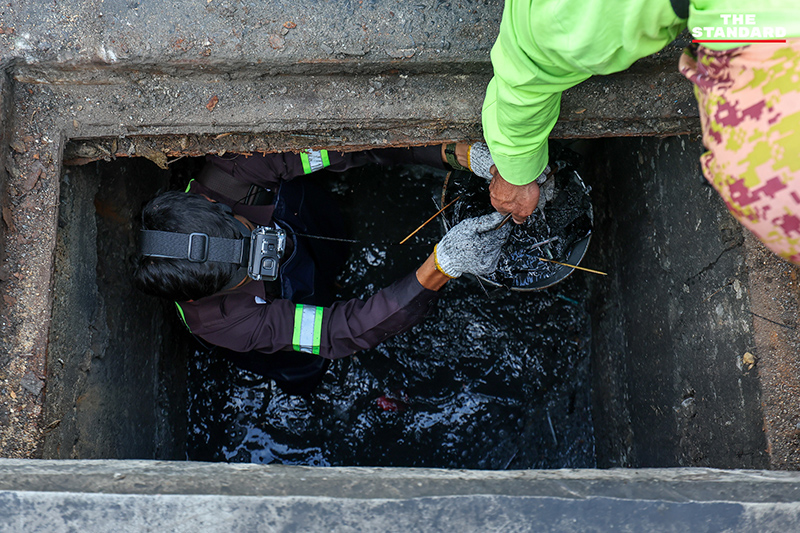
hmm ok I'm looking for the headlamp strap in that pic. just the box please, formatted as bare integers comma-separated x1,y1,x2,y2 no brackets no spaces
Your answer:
139,230,249,266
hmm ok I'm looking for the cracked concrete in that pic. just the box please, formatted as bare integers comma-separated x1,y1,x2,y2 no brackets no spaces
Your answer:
587,136,800,469
0,0,796,484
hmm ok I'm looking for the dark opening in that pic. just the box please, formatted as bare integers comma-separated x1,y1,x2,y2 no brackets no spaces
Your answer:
44,135,769,470
184,158,594,469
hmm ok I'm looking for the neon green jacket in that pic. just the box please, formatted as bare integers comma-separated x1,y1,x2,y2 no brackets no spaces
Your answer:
482,0,800,185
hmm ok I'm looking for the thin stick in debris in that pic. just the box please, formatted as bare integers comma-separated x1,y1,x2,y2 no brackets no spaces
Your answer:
399,195,461,244
529,236,559,250
546,409,558,446
537,257,607,276
703,280,734,303
441,170,452,209
493,213,513,231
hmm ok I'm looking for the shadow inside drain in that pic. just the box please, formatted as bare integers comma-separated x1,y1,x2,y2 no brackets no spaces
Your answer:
184,161,595,469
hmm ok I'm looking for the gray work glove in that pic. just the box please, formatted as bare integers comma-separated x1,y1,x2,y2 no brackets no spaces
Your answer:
467,142,495,180
536,167,555,212
434,212,513,278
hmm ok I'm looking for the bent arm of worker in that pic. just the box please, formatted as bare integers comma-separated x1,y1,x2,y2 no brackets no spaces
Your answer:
481,18,589,221
482,65,588,222
482,3,592,188
482,0,685,219
482,80,565,187
177,212,505,359
204,146,445,192
180,269,442,360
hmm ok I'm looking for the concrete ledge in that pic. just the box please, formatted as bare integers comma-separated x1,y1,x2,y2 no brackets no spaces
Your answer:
6,491,799,532
3,459,800,500
3,460,800,531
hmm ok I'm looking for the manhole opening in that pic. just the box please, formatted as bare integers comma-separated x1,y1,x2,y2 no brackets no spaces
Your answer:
46,143,595,467
47,134,759,469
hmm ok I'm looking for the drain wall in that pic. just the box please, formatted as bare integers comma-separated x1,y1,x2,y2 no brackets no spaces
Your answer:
585,136,769,468
43,158,191,459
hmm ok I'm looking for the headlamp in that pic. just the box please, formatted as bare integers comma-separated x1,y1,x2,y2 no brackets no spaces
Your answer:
139,225,286,283
247,226,286,281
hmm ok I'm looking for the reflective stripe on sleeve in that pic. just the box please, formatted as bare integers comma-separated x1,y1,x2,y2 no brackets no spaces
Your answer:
174,302,191,333
299,149,330,174
292,304,324,355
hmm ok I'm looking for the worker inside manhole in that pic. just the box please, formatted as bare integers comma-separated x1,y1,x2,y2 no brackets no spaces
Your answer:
133,143,596,468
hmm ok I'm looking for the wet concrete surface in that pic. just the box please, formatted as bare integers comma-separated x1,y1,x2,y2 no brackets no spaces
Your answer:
586,136,773,469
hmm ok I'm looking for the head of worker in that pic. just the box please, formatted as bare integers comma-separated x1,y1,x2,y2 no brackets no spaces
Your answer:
133,190,514,300
133,191,249,302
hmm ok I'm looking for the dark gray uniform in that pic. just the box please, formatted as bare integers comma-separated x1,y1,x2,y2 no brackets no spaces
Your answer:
177,147,444,364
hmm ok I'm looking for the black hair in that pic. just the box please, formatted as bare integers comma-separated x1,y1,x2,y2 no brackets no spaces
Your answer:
133,191,241,301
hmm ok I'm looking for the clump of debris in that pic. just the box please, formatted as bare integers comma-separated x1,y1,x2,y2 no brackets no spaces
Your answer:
444,144,593,290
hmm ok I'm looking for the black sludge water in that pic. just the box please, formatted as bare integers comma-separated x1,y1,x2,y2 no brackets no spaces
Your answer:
186,157,595,469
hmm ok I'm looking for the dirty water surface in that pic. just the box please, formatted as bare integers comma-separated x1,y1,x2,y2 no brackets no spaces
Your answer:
186,161,595,469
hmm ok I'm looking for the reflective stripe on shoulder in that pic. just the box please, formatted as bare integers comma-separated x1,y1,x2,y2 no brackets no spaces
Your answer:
299,149,330,174
174,302,191,333
292,304,323,355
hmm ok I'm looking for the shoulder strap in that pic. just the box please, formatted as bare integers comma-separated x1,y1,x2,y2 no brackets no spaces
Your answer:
139,230,248,265
197,162,251,202
197,159,275,206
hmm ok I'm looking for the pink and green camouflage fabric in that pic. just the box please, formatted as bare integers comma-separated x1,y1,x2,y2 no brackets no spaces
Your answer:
680,39,800,264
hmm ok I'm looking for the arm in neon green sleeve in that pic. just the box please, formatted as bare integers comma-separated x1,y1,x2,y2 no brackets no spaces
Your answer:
482,76,570,186
480,4,590,186
481,0,685,186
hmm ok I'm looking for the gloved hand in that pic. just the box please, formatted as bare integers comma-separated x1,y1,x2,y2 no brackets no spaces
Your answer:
434,212,513,278
467,142,495,180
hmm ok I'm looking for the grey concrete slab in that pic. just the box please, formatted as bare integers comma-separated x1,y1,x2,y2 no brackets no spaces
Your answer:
4,459,800,500
5,492,800,532
3,460,800,531
3,0,501,73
